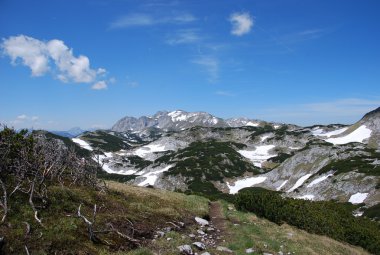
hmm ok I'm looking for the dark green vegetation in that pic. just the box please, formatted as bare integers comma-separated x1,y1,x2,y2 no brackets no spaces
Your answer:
35,130,92,157
363,203,380,221
124,155,152,170
81,130,131,152
318,148,380,177
235,187,380,254
154,140,259,200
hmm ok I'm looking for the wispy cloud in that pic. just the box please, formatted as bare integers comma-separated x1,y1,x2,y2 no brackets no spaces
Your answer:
166,29,201,45
1,35,109,89
110,13,196,29
92,81,107,90
192,55,219,83
255,98,380,125
229,12,254,36
279,28,328,44
215,91,236,97
8,114,40,127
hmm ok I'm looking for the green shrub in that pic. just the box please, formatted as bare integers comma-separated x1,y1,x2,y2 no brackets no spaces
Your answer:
235,187,380,254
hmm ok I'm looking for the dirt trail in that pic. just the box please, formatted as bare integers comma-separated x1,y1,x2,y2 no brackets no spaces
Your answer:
209,201,229,242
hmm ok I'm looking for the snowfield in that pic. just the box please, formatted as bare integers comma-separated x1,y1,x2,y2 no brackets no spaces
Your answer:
348,192,369,204
138,165,173,187
246,121,259,127
238,145,276,167
227,176,267,194
287,174,312,193
72,138,93,151
325,125,371,145
307,174,333,188
276,180,288,191
134,143,167,158
93,153,140,175
312,127,348,137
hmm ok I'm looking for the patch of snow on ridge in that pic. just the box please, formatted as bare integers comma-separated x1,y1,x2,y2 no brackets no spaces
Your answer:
349,193,368,204
307,174,333,188
227,176,267,194
138,165,173,187
93,153,139,175
246,121,259,127
325,125,371,145
276,180,288,191
287,174,312,193
168,110,188,122
297,195,315,200
260,135,270,142
238,145,276,167
72,138,93,151
134,143,167,158
312,127,348,137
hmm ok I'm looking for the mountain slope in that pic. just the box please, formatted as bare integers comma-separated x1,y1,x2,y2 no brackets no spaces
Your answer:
62,108,380,218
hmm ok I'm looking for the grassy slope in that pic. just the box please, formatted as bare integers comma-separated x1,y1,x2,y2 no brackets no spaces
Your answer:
220,201,370,255
0,181,208,254
1,179,372,255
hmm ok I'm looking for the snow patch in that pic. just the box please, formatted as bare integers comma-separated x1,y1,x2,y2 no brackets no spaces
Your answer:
260,135,270,142
307,174,333,188
325,125,371,145
72,138,93,151
134,143,167,158
276,180,288,191
227,176,267,194
297,194,315,200
238,145,276,167
246,121,259,127
312,127,348,137
287,174,312,193
138,165,173,187
348,193,368,204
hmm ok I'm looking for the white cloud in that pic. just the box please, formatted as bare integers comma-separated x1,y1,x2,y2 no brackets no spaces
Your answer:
1,35,49,76
31,116,39,121
91,81,108,90
192,56,219,82
229,12,254,36
110,13,196,29
166,29,201,45
17,114,28,120
1,35,107,88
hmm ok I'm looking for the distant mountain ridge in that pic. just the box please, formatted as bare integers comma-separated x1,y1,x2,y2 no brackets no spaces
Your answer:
111,110,273,132
50,127,88,138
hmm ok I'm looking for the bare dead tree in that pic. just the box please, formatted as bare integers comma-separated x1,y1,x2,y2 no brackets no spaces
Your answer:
0,179,7,224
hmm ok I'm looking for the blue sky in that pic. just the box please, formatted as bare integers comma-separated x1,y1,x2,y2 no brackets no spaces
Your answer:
1,0,379,130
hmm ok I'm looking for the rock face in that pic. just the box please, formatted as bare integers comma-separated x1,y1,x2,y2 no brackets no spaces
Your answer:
59,108,380,217
111,110,268,132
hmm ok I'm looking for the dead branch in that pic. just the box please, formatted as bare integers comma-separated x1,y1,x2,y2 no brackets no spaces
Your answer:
29,182,43,227
107,223,141,245
0,179,8,224
77,204,102,243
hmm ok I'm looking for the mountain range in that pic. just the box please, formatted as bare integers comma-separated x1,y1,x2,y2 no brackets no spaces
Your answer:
55,108,379,219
